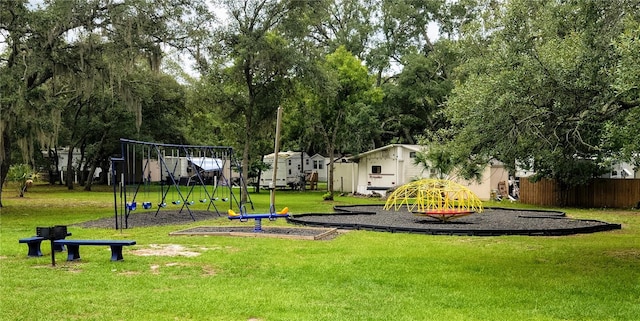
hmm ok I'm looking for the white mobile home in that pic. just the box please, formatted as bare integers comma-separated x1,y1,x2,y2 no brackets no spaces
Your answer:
346,144,510,200
260,151,311,188
350,144,425,194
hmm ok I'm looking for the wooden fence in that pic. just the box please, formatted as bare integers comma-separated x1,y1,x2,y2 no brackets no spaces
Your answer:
519,178,640,208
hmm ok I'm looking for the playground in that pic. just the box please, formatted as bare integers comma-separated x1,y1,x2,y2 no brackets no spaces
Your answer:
78,203,620,237
93,175,621,237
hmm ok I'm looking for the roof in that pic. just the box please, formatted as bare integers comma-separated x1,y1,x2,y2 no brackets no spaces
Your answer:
263,151,309,159
187,157,224,171
348,144,424,160
309,153,326,159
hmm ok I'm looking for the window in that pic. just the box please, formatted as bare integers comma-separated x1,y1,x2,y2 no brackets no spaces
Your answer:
409,151,416,158
306,159,309,165
288,160,291,166
313,160,324,170
372,166,382,174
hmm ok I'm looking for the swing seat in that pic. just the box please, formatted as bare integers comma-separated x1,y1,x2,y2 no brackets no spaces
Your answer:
172,200,181,205
187,201,195,205
159,203,167,208
199,199,208,203
221,198,229,202
142,202,152,209
127,202,137,211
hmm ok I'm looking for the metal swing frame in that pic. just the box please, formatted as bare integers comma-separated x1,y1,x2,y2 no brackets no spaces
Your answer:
111,138,253,230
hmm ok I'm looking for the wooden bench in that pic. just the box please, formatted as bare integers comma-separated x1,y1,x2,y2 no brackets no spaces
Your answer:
54,240,136,261
19,233,72,257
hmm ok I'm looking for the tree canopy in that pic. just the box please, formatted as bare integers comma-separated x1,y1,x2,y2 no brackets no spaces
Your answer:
2,0,640,206
438,0,640,198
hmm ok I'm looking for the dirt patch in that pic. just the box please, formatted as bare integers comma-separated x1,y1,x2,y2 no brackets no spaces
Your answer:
130,244,202,257
170,226,339,240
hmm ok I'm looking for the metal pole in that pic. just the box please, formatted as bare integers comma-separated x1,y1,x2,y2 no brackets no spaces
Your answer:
270,106,283,213
50,238,56,267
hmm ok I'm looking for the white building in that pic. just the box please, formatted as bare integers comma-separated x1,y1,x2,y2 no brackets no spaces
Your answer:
601,162,638,179
309,153,328,182
260,151,310,188
350,144,425,194
335,144,510,200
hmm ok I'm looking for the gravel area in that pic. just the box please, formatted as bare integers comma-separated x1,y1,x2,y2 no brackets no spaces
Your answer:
79,210,337,239
78,205,621,236
288,205,622,236
79,210,226,229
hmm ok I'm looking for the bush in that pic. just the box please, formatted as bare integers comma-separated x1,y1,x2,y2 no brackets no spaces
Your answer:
7,164,38,197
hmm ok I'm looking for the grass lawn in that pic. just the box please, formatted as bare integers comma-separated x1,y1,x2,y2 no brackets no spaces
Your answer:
1,184,639,321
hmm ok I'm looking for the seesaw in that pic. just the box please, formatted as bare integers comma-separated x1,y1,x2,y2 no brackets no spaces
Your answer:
228,207,290,232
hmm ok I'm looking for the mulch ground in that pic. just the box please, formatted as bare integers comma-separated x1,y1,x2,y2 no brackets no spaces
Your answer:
78,205,621,237
289,205,622,236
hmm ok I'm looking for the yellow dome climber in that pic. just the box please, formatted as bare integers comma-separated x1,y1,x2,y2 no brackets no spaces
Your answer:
384,179,483,222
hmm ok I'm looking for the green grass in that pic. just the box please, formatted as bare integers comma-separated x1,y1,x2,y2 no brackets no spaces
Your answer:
1,184,639,320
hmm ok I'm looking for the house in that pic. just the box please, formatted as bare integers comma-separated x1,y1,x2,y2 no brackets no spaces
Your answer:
336,144,510,200
309,153,328,182
601,162,639,179
260,151,310,189
41,147,97,184
518,158,639,179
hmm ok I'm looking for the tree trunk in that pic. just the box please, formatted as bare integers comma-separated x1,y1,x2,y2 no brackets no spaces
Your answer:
83,133,107,191
78,143,87,186
66,147,75,190
0,131,12,207
326,143,335,200
255,155,264,194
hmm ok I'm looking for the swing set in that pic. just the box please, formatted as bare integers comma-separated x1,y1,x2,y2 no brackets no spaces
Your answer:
110,139,253,229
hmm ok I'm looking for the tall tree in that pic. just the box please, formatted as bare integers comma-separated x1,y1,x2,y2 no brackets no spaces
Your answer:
0,0,207,203
309,0,375,58
198,0,322,203
603,17,640,171
303,46,383,199
439,0,640,204
367,0,473,147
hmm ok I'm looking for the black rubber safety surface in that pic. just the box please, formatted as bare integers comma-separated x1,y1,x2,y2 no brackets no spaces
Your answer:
288,205,622,236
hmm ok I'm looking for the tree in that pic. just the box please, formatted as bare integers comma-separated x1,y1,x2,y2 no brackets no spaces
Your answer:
197,0,323,203
303,46,383,199
439,0,640,204
309,0,375,59
604,17,640,170
0,0,207,204
367,0,473,147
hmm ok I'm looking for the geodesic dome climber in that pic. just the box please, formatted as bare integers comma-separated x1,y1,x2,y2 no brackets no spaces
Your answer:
383,179,484,222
